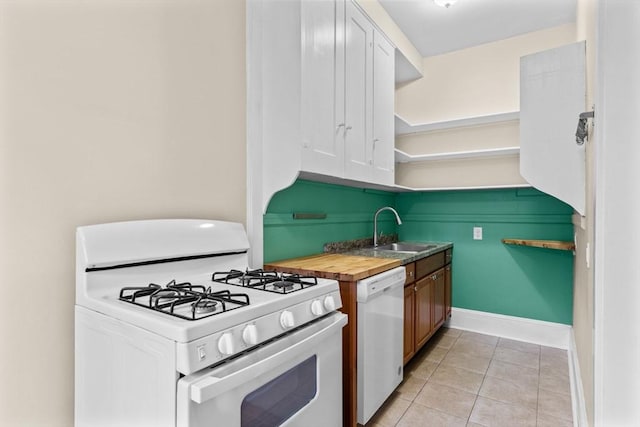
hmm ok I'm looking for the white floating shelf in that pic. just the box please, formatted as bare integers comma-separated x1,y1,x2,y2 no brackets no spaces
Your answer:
395,111,520,136
395,146,520,163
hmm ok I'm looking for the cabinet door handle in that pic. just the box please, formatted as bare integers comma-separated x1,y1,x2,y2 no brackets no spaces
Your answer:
336,123,345,132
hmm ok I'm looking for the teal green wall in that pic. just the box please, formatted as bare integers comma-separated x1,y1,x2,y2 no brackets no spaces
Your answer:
264,181,574,325
396,188,574,325
264,180,398,263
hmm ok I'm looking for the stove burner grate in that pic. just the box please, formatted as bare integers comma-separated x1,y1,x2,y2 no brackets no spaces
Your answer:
212,269,318,294
119,279,250,321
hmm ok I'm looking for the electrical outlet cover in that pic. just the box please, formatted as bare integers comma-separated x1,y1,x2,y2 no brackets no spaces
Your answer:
473,227,483,240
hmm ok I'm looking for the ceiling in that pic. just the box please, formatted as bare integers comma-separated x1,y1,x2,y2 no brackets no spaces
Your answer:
378,0,577,57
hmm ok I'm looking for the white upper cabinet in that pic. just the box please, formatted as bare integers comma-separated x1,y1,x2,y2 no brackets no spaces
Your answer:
520,42,586,215
250,0,397,216
343,0,373,181
301,0,395,186
300,0,345,177
371,30,395,184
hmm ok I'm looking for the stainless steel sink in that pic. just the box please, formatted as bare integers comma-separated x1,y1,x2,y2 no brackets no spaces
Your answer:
373,242,437,253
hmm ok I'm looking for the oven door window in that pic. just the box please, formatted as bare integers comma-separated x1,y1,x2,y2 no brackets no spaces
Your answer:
241,355,317,427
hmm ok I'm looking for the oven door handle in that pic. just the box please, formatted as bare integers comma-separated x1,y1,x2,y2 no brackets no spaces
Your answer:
189,312,347,404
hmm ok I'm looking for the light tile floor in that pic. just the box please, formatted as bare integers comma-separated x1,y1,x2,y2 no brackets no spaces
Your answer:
364,327,573,427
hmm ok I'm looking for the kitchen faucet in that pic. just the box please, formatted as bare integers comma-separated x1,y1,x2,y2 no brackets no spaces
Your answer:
373,207,402,247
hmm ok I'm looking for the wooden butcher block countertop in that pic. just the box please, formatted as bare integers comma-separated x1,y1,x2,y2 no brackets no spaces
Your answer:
264,253,402,282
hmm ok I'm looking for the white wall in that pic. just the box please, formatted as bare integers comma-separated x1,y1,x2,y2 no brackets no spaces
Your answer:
0,1,246,425
594,0,640,424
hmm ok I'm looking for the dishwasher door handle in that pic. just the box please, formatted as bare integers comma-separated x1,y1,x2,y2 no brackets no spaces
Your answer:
382,284,398,293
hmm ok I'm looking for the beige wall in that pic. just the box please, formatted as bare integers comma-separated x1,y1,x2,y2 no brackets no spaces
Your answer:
396,23,577,124
573,0,597,424
0,1,246,425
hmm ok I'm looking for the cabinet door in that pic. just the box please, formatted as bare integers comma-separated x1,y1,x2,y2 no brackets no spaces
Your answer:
433,269,445,330
343,0,372,181
520,41,586,215
415,276,433,349
403,284,415,365
371,30,395,185
301,0,345,177
405,262,416,285
445,264,452,319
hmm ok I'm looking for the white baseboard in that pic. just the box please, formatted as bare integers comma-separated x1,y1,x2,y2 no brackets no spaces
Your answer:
446,307,571,349
569,330,589,427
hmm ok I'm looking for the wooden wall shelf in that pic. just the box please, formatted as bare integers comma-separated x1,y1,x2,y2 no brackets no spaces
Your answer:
502,238,575,251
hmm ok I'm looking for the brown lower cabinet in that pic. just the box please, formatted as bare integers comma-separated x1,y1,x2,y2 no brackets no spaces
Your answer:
414,274,434,349
403,249,452,365
403,282,415,362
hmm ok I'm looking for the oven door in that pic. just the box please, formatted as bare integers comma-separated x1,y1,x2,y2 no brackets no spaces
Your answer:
176,312,347,427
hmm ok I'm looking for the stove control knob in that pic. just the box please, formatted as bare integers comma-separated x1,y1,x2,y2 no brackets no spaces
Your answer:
242,324,258,346
311,300,324,316
217,332,234,356
280,310,295,330
323,295,336,311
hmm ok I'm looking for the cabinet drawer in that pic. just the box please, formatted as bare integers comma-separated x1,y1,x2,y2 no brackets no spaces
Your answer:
405,263,416,284
416,252,445,280
445,248,452,265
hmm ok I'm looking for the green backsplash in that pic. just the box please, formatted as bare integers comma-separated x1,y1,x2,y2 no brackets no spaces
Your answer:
264,181,574,325
264,179,398,262
396,188,574,325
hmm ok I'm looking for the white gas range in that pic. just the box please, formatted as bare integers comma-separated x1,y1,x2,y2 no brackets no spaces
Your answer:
75,219,346,427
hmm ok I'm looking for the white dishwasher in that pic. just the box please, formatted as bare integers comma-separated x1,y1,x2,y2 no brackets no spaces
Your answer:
356,265,406,425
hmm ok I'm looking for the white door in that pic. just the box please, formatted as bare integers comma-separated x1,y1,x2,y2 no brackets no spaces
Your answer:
371,30,395,185
301,0,345,177
343,0,373,182
520,41,586,214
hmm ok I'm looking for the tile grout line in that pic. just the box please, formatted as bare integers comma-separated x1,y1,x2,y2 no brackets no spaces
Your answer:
472,337,500,426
